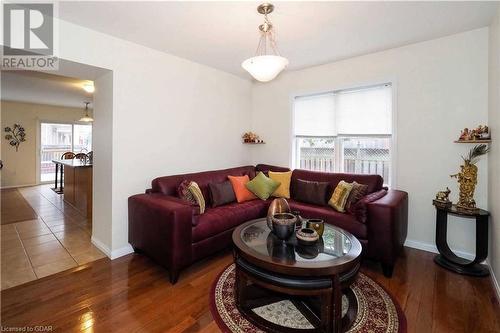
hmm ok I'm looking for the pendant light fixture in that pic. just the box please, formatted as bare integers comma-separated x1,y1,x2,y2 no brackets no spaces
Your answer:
242,3,288,82
82,82,95,93
79,102,94,122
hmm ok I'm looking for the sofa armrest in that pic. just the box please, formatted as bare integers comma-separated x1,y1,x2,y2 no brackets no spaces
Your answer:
128,193,193,271
366,190,408,266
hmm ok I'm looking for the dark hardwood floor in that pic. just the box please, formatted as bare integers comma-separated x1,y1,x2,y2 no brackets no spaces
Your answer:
1,247,499,333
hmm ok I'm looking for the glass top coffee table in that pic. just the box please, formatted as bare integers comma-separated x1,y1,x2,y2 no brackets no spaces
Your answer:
232,218,362,333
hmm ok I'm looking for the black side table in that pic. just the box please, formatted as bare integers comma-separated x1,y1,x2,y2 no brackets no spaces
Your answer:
434,204,490,277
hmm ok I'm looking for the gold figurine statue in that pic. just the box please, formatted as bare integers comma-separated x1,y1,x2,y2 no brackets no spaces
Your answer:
433,187,452,209
450,144,489,212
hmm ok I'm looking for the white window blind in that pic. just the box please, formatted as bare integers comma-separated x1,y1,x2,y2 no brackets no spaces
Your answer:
292,83,393,186
294,93,335,136
335,85,392,135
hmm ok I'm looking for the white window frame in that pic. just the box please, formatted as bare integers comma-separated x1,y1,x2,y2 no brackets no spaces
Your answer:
291,82,397,188
37,120,93,184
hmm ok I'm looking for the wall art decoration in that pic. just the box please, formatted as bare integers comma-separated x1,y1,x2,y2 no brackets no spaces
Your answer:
4,124,26,152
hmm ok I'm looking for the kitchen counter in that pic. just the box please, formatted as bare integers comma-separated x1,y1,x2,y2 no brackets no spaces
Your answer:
52,159,93,167
52,159,92,218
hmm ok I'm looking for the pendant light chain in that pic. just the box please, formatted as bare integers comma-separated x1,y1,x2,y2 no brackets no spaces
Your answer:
254,10,280,57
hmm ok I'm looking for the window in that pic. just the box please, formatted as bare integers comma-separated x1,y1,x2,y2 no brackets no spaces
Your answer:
40,122,92,182
293,84,393,185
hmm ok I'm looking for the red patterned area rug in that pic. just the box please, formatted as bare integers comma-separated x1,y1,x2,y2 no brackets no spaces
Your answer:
210,264,407,333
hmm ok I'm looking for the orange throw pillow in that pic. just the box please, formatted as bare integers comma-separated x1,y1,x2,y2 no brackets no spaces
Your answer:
228,175,257,203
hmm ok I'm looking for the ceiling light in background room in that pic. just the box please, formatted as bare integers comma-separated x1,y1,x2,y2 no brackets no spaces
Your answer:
242,3,289,82
83,82,95,93
79,102,94,122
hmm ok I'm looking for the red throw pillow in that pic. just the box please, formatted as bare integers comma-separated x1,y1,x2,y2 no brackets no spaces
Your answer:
228,175,257,203
349,189,387,223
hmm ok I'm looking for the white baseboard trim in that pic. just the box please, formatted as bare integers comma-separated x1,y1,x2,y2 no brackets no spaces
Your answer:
110,243,134,260
91,236,111,258
1,183,38,189
404,239,475,261
91,236,134,260
487,259,500,301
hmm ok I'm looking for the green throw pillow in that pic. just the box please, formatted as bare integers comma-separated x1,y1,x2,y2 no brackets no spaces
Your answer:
245,172,281,200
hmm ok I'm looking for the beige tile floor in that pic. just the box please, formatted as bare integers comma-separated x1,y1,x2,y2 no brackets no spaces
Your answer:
1,185,106,290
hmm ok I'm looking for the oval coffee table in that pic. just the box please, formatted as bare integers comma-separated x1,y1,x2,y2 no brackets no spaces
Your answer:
232,218,362,333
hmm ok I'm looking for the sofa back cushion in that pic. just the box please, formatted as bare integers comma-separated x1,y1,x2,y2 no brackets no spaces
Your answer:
151,166,256,206
291,169,383,198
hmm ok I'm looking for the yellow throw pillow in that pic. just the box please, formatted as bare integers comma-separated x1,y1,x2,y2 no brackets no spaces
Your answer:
328,181,354,212
269,171,292,199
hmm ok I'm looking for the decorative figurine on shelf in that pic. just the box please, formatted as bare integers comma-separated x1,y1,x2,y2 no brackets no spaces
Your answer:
457,125,490,141
4,124,26,152
459,128,470,141
450,144,489,212
433,187,452,208
479,125,490,140
242,131,264,143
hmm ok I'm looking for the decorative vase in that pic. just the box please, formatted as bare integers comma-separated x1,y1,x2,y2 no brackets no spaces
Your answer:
306,219,325,237
267,198,290,229
291,210,304,230
271,213,297,240
296,228,319,246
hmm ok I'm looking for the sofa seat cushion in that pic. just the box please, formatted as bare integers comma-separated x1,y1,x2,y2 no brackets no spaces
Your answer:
288,200,367,239
192,200,269,243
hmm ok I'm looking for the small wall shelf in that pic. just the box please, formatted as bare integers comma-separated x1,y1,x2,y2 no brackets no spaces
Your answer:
454,140,491,143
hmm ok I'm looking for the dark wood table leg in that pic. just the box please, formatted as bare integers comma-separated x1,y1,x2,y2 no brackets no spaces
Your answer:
473,215,489,263
320,289,333,333
434,208,489,276
60,165,64,192
332,275,342,333
235,266,247,310
54,163,59,190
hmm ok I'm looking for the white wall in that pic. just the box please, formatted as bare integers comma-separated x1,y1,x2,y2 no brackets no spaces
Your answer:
0,101,93,187
92,71,113,252
250,28,489,255
54,19,252,256
488,7,500,292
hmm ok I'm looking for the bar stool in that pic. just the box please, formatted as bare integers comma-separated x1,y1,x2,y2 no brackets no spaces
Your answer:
54,152,75,193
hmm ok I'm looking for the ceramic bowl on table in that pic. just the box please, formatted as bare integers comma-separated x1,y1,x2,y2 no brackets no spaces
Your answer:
296,228,319,246
271,213,297,240
306,219,325,237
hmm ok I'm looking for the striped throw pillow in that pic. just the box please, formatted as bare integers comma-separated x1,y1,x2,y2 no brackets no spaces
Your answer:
178,180,206,214
187,181,206,214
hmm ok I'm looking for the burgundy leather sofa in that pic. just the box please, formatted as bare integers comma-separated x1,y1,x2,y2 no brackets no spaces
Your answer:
128,164,408,283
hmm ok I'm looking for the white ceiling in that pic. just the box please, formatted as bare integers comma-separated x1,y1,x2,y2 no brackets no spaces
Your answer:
58,1,499,79
1,71,93,108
